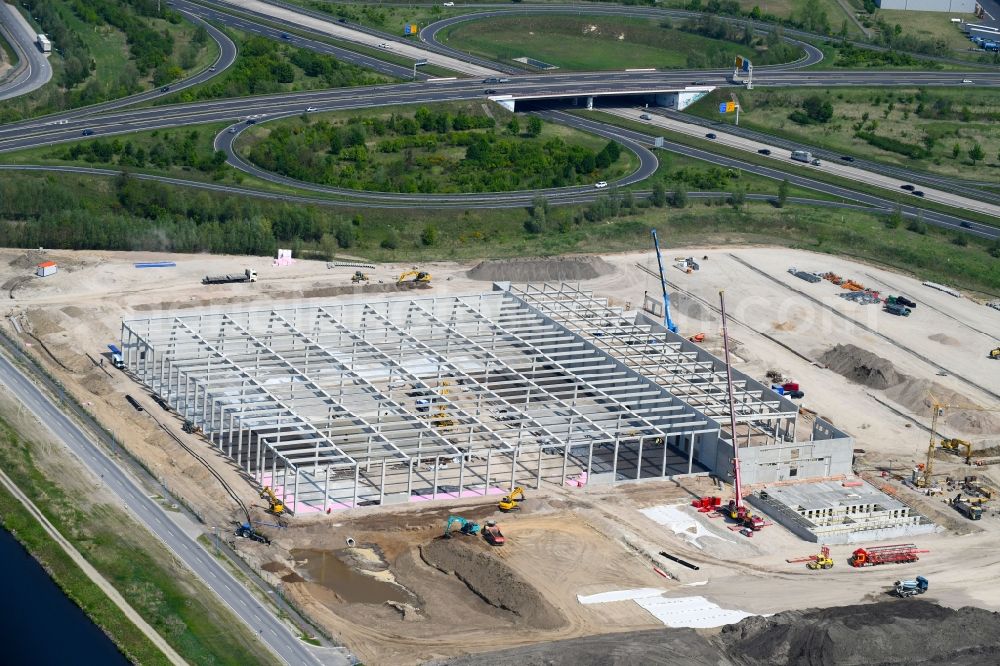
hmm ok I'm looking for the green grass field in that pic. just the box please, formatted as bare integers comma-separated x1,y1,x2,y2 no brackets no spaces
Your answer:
438,15,803,70
685,87,1000,182
877,10,979,54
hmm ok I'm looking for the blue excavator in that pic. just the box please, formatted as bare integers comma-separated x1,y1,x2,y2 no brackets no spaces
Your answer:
444,515,481,538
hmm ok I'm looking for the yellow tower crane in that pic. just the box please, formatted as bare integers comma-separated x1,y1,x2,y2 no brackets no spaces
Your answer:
921,398,1000,488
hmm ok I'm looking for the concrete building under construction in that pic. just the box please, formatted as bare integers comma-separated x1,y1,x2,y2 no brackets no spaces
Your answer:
120,282,856,514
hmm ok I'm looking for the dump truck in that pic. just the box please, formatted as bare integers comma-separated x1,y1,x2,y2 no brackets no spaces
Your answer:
954,497,983,520
893,576,928,598
203,268,257,285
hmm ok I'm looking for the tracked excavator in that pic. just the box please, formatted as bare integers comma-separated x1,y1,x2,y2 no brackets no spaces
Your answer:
260,486,285,517
397,270,432,287
444,515,480,538
498,487,526,512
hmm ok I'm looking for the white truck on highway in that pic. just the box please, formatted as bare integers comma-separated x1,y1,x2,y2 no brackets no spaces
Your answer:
36,34,52,53
791,150,812,163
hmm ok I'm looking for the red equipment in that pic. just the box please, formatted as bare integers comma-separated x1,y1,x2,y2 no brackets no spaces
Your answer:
849,544,927,567
691,496,722,512
781,382,800,392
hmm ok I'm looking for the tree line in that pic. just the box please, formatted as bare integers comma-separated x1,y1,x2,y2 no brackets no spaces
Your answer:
49,130,227,174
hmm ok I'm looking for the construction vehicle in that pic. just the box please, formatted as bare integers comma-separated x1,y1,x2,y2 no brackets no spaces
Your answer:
260,486,285,517
203,268,257,285
498,487,526,512
849,544,925,567
724,498,765,531
941,438,973,463
651,229,678,333
107,344,125,369
351,271,369,283
884,302,911,317
444,515,480,538
181,420,203,436
235,522,271,544
893,576,929,598
482,520,505,546
952,494,983,520
990,347,1000,360
806,546,834,570
920,399,1000,488
887,295,916,309
397,270,432,287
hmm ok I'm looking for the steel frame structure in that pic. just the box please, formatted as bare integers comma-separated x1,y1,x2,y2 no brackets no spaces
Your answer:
121,286,719,513
512,283,801,448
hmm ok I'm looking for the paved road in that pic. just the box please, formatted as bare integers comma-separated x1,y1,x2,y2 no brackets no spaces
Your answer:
609,107,1000,217
0,1,52,101
0,348,344,666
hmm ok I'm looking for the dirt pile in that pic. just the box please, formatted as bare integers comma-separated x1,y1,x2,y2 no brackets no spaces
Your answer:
820,344,903,390
466,256,614,282
928,333,961,346
435,601,1000,665
886,379,1000,436
670,293,713,321
718,601,1000,666
420,538,564,630
8,250,46,270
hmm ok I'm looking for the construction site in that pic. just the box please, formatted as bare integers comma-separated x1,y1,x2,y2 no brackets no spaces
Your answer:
2,242,1000,664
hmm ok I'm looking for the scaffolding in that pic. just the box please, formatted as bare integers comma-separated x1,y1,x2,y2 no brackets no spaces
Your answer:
122,287,723,513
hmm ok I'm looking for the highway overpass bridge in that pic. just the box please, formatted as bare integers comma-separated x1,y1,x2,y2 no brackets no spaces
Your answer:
488,84,716,112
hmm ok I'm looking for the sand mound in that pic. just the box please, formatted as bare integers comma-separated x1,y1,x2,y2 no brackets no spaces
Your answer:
466,256,614,282
670,293,713,321
820,344,903,390
8,250,46,270
420,538,563,630
928,333,961,346
885,378,1000,435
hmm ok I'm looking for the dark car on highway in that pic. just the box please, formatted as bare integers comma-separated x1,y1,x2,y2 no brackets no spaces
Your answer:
484,89,497,94
912,190,924,197
840,155,854,162
900,184,915,191
81,129,94,136
758,148,771,155
706,133,717,139
960,221,972,228
160,86,169,92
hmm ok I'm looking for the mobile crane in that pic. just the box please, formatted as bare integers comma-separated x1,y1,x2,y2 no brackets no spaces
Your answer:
498,487,526,512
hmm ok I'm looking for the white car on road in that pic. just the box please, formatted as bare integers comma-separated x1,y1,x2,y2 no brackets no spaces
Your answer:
594,181,608,189
378,42,391,49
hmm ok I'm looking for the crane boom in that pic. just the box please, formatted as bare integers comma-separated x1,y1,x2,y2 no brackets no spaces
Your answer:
651,229,678,333
720,291,743,510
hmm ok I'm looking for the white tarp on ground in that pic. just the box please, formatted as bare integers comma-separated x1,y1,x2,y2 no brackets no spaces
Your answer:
634,595,756,628
639,504,731,549
577,588,665,605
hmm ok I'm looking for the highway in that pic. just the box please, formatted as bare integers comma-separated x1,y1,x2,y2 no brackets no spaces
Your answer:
0,1,52,101
0,347,345,666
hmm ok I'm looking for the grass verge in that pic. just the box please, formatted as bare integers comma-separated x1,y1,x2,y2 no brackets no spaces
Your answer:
0,408,274,666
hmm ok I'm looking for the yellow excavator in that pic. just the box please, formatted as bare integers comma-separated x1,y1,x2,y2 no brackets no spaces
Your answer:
991,347,1000,360
260,486,285,516
398,270,431,287
498,486,526,512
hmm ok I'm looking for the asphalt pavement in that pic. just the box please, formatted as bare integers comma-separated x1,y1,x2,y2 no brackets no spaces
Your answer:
0,346,348,666
0,1,52,101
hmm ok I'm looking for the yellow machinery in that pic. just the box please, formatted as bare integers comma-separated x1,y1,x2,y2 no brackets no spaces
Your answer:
921,398,1000,487
430,380,455,427
260,486,285,516
397,270,432,287
806,546,834,570
941,438,973,462
351,271,369,283
990,347,1000,359
498,486,526,512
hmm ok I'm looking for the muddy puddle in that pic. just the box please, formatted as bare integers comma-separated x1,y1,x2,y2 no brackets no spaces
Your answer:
291,548,412,604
